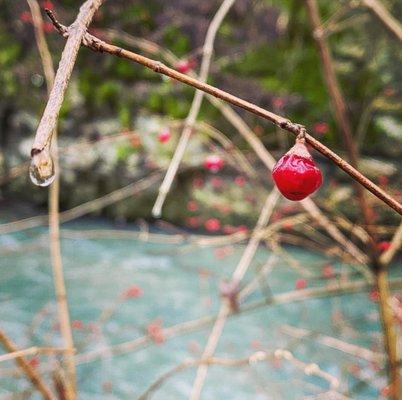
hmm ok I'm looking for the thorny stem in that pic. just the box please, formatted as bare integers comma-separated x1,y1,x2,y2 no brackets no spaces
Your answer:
44,9,402,216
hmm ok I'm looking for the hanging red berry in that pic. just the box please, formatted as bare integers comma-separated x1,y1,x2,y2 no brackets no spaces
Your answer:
272,136,322,201
158,129,171,143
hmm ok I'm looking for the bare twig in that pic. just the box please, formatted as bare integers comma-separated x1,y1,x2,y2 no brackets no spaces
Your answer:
304,1,400,397
152,0,236,217
31,0,104,159
0,346,73,364
362,0,402,42
138,350,340,400
45,10,402,216
0,329,56,400
27,1,77,396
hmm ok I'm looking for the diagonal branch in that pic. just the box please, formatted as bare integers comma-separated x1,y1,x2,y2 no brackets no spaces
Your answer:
362,0,402,42
44,10,402,216
0,329,56,400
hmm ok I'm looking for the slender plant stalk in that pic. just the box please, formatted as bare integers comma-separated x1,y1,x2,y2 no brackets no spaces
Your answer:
151,0,236,217
304,1,400,398
27,0,77,397
0,329,56,400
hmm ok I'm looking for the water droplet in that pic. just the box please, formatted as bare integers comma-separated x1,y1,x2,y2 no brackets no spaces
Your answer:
29,150,55,187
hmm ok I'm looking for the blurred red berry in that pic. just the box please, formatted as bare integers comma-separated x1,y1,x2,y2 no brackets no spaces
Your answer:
295,278,307,290
192,177,204,189
369,290,380,302
322,263,335,279
147,321,165,344
186,216,201,228
204,218,221,232
223,224,236,234
377,241,391,252
20,11,32,23
122,285,143,299
234,175,246,187
175,59,196,74
42,22,54,33
272,97,284,109
378,175,389,187
187,200,198,212
41,0,54,10
211,177,223,188
204,155,224,172
313,122,329,135
28,357,40,368
72,320,84,329
282,221,293,231
157,129,171,143
236,225,249,234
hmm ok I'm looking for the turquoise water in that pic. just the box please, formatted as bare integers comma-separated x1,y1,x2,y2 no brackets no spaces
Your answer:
0,218,400,399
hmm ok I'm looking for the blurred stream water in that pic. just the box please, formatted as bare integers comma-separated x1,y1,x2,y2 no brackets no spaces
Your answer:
0,217,400,399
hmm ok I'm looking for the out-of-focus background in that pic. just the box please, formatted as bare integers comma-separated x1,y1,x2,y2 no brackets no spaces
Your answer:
0,1,401,399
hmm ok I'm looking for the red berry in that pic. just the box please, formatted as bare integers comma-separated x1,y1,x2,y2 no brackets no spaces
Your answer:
369,290,380,302
322,263,335,279
211,177,223,188
272,141,322,201
204,155,224,172
122,285,143,299
192,177,204,188
204,218,221,232
295,278,307,290
72,320,84,329
28,357,40,368
41,0,54,10
377,241,391,252
186,216,201,228
157,129,171,143
20,11,32,23
313,122,329,135
234,175,246,187
175,59,196,73
187,200,198,212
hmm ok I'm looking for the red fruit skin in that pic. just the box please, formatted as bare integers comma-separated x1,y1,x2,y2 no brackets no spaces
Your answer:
272,143,322,201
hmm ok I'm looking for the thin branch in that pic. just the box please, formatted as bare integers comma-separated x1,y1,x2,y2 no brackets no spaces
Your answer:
31,0,104,158
0,329,56,400
362,0,402,42
152,0,236,217
137,350,341,400
45,10,402,216
0,346,73,364
190,189,279,400
27,0,77,396
101,29,368,267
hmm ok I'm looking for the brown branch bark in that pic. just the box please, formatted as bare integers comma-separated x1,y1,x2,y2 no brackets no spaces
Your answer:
0,329,56,400
44,10,402,216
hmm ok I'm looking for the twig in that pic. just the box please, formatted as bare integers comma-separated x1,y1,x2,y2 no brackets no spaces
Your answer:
304,1,400,397
137,350,340,400
0,329,56,400
0,172,161,235
380,221,402,266
27,1,77,397
362,0,402,42
190,189,279,399
152,0,236,217
31,0,104,161
0,346,73,364
45,10,402,216
280,324,384,363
